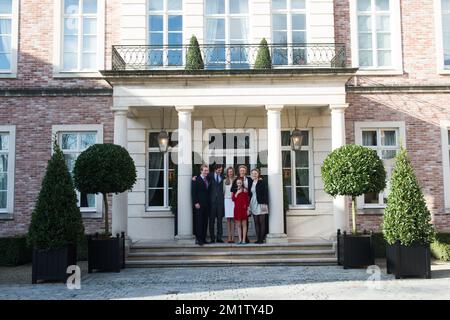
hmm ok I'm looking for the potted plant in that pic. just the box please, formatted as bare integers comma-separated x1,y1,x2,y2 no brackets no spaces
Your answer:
73,144,136,273
254,38,272,69
28,141,84,284
185,35,204,70
382,148,435,279
321,144,386,268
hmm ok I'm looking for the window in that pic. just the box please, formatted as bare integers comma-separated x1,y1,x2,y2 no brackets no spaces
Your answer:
355,122,405,209
0,0,18,75
53,124,103,215
147,132,178,209
438,0,450,70
0,127,15,214
58,0,104,73
350,0,402,72
148,0,183,67
281,130,313,207
272,0,307,65
204,0,249,68
59,131,98,211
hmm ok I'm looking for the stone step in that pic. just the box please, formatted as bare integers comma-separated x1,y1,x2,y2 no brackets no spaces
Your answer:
125,257,337,268
127,249,336,261
130,242,334,253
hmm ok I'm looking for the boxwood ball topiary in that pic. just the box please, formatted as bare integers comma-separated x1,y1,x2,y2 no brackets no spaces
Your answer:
73,144,137,235
321,144,386,234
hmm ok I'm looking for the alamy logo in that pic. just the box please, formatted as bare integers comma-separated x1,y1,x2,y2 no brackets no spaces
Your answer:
66,265,81,290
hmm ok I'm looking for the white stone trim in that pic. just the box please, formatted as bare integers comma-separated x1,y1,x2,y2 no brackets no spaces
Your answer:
435,0,450,74
354,121,406,210
440,120,450,212
51,124,104,218
0,125,15,217
52,0,105,75
349,0,403,75
0,0,19,77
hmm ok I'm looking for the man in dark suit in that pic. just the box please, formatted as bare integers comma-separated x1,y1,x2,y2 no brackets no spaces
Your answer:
208,164,225,243
192,164,210,246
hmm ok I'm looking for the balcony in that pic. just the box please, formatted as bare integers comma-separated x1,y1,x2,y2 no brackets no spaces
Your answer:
111,43,347,71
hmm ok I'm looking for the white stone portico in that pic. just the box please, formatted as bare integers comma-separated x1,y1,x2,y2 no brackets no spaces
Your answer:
104,70,354,243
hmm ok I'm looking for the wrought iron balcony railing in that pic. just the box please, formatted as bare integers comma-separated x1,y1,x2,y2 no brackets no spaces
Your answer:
111,43,346,71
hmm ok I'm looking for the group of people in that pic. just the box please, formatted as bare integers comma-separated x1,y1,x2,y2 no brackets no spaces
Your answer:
191,164,269,246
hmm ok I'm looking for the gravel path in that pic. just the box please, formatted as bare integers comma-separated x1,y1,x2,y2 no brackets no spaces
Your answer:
1,261,449,300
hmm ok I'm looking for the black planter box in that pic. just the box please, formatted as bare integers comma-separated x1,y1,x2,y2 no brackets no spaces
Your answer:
88,234,125,273
32,245,77,284
337,229,375,269
386,242,431,279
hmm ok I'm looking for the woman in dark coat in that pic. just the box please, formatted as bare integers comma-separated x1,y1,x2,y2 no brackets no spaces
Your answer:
248,168,269,244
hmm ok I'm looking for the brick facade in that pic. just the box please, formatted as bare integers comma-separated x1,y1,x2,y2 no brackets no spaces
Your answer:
1,0,450,237
335,0,450,232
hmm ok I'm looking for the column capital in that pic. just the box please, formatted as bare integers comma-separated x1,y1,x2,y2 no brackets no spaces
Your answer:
265,104,284,112
329,104,349,112
113,110,128,116
175,105,195,113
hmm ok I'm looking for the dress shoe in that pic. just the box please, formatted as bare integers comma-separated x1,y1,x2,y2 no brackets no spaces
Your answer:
217,239,224,243
197,241,204,246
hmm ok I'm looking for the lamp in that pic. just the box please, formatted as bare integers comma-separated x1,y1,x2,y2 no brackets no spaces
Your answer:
290,107,303,151
158,108,170,153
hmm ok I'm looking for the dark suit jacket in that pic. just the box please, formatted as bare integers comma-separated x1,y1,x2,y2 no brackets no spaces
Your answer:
249,178,269,205
208,172,225,207
192,175,210,208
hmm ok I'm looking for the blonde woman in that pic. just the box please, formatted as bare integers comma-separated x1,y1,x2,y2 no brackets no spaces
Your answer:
249,168,269,244
223,167,236,243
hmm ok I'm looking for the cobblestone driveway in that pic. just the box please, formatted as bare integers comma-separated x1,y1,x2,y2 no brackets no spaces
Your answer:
1,262,450,300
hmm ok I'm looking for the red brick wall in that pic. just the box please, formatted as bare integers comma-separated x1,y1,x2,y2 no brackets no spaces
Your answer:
0,96,114,237
334,1,450,233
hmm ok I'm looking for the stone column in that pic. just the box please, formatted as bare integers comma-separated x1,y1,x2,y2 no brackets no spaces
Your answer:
175,106,195,243
330,104,349,233
265,105,288,243
112,110,129,236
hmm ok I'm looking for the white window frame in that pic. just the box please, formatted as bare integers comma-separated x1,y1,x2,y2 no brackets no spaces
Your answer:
147,0,184,68
440,120,450,212
53,0,105,77
0,125,15,217
0,0,19,78
146,130,177,212
355,121,405,210
350,0,403,75
52,124,103,218
435,0,450,74
281,129,314,209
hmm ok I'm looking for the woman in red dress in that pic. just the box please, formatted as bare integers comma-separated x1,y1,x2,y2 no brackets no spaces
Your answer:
232,178,249,244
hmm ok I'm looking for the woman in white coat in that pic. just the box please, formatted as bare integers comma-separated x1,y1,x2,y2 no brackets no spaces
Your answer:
223,167,236,243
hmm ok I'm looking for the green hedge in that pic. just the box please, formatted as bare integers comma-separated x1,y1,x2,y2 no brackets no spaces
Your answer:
0,237,32,266
431,233,450,261
0,235,90,266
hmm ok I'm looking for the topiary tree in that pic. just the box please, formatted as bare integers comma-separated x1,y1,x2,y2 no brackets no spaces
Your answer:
27,141,84,250
254,38,272,69
382,148,435,246
73,144,137,236
321,144,386,234
186,35,204,70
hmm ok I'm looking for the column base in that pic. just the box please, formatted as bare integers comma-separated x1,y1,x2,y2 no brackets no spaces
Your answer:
266,233,289,244
175,235,196,244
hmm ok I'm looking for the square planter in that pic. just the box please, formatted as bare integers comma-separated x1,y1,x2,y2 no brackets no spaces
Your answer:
88,234,125,273
337,229,375,269
32,245,77,284
386,241,431,279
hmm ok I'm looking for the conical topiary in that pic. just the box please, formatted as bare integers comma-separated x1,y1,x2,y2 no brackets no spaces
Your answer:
382,148,435,246
254,38,272,69
27,140,84,250
185,35,204,70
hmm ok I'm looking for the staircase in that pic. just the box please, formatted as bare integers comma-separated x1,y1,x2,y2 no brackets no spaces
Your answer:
126,240,337,268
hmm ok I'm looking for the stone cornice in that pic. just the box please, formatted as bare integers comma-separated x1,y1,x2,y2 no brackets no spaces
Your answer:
346,85,450,93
